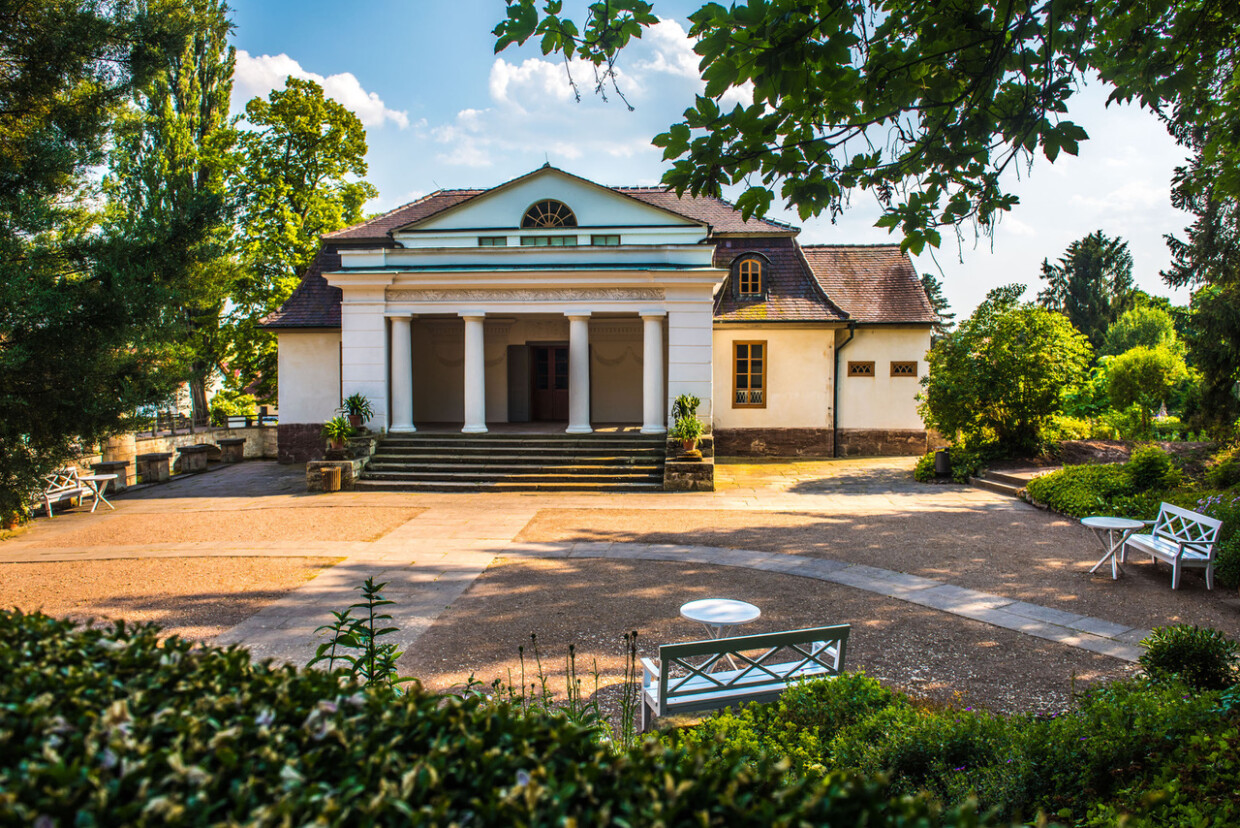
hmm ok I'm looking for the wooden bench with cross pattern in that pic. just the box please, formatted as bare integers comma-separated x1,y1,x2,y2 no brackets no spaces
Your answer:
1122,502,1223,589
640,624,850,731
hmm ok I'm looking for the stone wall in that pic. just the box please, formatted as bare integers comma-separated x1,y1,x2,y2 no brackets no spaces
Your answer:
835,428,930,457
134,426,277,461
278,423,325,463
715,428,833,457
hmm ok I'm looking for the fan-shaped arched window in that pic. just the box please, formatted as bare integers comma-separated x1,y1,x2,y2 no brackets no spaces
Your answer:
735,256,765,297
522,200,577,228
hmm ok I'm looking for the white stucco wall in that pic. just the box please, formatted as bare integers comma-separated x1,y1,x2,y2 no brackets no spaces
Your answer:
712,327,835,430
834,326,932,430
277,331,341,423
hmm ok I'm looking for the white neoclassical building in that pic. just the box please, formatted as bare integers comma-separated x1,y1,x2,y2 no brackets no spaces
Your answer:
265,166,938,462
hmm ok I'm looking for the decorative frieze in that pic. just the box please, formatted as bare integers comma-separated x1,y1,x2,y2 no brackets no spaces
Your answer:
387,288,665,302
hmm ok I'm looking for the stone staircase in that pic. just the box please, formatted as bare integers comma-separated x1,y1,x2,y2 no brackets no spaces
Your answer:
356,432,666,492
968,467,1060,499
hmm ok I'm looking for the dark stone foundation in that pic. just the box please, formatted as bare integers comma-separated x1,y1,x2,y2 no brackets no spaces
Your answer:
835,428,931,457
714,428,833,457
278,423,325,464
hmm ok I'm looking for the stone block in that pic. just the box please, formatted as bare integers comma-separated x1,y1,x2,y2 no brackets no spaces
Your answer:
664,458,715,491
835,429,930,457
217,437,246,463
175,443,211,473
90,460,131,493
135,452,172,483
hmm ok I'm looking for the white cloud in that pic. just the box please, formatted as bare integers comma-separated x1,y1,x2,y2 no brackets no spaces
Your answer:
233,50,409,129
629,18,700,80
489,57,581,108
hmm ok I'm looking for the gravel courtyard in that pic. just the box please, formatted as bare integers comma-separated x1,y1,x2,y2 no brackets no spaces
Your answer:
4,457,1231,716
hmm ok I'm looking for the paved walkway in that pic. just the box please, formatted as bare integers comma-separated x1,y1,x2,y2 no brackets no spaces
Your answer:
4,460,1152,666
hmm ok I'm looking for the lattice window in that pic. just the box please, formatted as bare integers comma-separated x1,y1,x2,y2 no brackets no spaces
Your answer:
890,361,918,377
848,361,875,377
520,235,578,247
591,234,620,246
737,257,764,296
521,200,577,228
477,236,507,246
734,341,766,407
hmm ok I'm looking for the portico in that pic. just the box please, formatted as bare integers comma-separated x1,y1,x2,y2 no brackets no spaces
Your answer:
381,307,670,435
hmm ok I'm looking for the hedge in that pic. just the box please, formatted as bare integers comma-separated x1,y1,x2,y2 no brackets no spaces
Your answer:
0,610,986,826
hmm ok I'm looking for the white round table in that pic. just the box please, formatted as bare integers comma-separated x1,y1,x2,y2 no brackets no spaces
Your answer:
1082,515,1149,579
680,598,761,639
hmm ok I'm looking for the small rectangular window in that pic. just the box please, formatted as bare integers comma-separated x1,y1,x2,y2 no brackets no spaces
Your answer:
520,235,578,247
847,361,875,377
890,361,918,377
591,234,621,246
478,236,507,246
733,341,767,408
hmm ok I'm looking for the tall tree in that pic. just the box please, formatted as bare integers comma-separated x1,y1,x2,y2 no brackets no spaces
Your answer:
919,271,955,334
0,0,212,521
227,77,378,401
1036,231,1135,349
105,0,237,424
494,2,1240,252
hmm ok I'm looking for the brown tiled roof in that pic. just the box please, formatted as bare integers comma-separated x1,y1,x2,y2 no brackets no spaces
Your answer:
320,186,796,242
324,190,484,241
801,245,938,324
260,246,344,329
713,237,847,322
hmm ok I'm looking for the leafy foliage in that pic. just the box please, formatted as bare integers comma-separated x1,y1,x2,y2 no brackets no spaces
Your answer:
669,671,1233,825
227,77,377,401
1140,625,1240,691
0,610,985,826
919,286,1092,454
1037,231,1135,349
669,393,704,442
1024,463,1138,518
207,388,256,426
320,416,354,445
309,577,407,688
340,392,375,420
1101,305,1184,357
0,0,216,522
104,0,238,424
1206,444,1240,489
1125,444,1182,492
1106,345,1190,432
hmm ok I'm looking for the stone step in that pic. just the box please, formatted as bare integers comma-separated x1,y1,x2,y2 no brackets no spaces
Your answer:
374,444,664,455
366,462,662,476
353,478,664,492
369,452,662,465
968,475,1022,498
379,438,664,451
362,469,662,484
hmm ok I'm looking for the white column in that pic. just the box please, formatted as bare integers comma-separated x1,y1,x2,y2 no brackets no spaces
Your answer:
461,313,487,433
389,316,415,432
641,312,666,434
566,313,592,434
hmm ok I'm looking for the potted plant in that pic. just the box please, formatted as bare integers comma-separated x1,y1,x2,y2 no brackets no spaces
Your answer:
340,393,374,429
669,394,704,455
322,416,355,451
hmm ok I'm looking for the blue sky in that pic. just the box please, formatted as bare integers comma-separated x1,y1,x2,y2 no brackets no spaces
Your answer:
228,1,1193,317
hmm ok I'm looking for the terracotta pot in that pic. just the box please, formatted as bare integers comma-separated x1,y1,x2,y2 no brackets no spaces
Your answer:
682,438,698,452
347,414,363,428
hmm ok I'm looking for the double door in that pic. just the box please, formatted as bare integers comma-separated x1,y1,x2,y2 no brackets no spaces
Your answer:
530,344,569,421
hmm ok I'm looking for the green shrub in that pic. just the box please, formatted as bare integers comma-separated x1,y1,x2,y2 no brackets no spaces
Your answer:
208,388,257,426
0,611,984,826
1214,534,1240,591
1084,728,1240,828
1024,463,1134,518
1140,625,1240,691
1206,443,1240,488
913,451,936,482
1044,414,1092,442
1192,492,1240,589
1125,444,1181,491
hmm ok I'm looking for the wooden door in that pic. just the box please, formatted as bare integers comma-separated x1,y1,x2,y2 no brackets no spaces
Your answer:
530,344,569,421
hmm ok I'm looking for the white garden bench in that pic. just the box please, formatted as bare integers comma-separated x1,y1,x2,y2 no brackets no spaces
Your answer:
1122,502,1223,589
35,468,90,517
640,624,850,731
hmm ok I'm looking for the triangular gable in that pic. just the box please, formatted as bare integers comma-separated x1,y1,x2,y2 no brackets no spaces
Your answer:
393,165,706,233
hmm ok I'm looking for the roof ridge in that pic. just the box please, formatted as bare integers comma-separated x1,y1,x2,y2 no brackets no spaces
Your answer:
801,242,904,250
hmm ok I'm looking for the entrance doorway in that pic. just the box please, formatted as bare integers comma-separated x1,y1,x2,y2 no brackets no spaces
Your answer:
530,344,569,421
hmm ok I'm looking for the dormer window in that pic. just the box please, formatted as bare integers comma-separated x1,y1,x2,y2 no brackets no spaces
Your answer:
735,256,765,297
522,200,577,228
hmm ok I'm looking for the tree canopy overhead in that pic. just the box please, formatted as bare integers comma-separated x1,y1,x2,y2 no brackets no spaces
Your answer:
494,1,1240,255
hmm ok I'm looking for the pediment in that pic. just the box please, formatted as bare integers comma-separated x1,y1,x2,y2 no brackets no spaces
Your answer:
394,166,703,233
